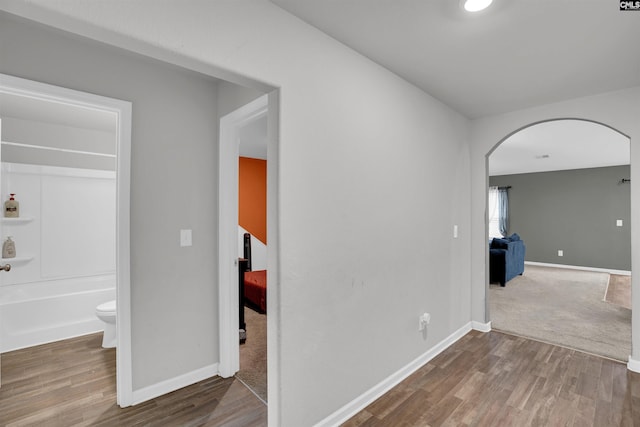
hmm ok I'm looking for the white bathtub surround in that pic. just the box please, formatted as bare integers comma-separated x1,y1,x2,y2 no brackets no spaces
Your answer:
0,275,115,351
0,162,116,352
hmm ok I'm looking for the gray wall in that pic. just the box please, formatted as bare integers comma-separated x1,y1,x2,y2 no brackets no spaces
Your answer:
217,80,263,118
1,5,473,425
0,12,225,389
490,165,631,271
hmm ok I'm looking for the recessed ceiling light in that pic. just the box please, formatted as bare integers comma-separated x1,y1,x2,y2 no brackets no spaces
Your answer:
462,0,493,12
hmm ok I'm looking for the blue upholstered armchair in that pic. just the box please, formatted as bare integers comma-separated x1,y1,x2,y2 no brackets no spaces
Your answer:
489,234,525,286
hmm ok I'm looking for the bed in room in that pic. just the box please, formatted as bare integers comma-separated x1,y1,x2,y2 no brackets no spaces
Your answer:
244,269,266,313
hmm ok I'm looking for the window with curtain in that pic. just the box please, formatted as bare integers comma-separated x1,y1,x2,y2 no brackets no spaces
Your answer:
488,186,509,238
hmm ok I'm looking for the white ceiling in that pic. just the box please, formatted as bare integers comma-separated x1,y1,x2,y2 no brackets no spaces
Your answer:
271,0,640,119
4,2,637,171
270,0,638,174
489,120,630,176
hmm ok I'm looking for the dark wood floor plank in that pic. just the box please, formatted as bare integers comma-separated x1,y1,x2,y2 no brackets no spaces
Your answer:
343,331,640,427
0,333,266,427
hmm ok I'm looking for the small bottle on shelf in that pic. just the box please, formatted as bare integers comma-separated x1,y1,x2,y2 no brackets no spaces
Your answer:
2,236,16,259
4,194,19,218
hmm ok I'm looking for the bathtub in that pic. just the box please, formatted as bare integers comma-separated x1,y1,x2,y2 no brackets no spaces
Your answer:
0,274,115,352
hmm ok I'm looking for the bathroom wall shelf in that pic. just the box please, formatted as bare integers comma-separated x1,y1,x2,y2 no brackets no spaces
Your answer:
1,256,34,264
1,217,35,224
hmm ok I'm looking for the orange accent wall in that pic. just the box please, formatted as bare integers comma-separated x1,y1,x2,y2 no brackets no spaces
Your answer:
239,157,267,244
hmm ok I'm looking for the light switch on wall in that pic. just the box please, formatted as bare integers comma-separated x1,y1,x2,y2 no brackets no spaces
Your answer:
616,219,623,227
180,229,192,247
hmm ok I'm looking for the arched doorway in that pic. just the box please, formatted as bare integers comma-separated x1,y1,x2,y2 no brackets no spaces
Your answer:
486,118,631,361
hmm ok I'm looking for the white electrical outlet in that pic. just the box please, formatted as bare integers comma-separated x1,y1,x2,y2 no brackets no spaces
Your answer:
418,313,431,331
558,250,563,257
180,229,192,247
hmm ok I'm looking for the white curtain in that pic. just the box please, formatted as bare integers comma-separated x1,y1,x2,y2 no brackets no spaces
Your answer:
498,187,509,237
488,186,510,238
488,186,502,238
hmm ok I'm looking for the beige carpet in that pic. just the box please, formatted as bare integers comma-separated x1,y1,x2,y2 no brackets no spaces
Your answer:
237,306,267,402
489,265,631,362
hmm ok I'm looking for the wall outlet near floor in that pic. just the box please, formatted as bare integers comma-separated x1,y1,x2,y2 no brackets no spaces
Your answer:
558,250,563,257
418,312,431,331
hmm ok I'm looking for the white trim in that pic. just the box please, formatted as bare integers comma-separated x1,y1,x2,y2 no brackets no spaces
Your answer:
130,363,219,405
2,161,116,178
1,319,106,353
525,261,631,276
314,322,477,427
1,140,116,158
218,95,269,378
265,91,281,427
0,73,133,407
471,320,492,333
628,356,640,373
113,96,132,408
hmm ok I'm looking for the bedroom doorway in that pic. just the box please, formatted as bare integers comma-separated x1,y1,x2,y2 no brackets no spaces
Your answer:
486,119,631,362
218,93,276,404
236,111,268,402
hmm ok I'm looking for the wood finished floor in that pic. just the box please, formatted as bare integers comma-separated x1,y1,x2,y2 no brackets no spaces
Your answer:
606,274,632,310
344,330,640,427
3,331,639,427
0,333,267,427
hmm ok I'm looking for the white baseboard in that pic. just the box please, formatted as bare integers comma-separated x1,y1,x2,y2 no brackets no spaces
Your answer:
314,322,478,427
131,363,219,405
525,261,631,276
1,319,104,353
628,356,640,373
471,320,491,333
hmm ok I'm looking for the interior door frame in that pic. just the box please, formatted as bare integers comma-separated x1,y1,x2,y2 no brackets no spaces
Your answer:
0,116,2,387
218,94,269,377
0,73,133,405
218,90,281,425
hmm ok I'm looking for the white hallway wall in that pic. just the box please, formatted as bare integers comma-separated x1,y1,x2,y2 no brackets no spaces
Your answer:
0,2,472,426
469,87,640,366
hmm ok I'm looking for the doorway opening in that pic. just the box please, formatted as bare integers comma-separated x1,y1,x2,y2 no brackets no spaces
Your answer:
218,93,277,405
486,118,631,361
0,74,132,405
237,105,268,402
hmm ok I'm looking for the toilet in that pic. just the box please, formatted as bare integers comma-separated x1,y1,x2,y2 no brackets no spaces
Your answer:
95,300,117,348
